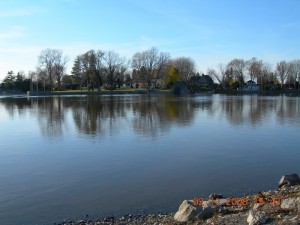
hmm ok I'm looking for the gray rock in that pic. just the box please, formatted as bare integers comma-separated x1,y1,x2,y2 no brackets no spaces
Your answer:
174,200,201,222
198,204,216,219
281,197,300,212
290,215,299,223
216,198,227,206
247,209,268,225
278,173,300,188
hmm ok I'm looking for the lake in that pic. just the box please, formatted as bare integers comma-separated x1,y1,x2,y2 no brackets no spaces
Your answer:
0,94,299,225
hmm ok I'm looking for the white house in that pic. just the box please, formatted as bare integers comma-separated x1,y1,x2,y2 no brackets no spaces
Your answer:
238,80,260,92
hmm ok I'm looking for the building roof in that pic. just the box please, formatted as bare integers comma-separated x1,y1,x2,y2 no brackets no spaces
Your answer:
246,80,256,84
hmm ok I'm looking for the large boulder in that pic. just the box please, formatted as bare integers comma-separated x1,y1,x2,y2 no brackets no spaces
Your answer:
174,199,222,222
198,204,216,219
247,209,268,225
278,174,300,188
174,200,200,222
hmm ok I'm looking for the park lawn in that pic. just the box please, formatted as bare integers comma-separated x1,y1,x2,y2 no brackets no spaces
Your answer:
53,88,171,93
53,88,147,93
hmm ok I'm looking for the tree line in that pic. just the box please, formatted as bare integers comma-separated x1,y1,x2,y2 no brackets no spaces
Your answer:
208,58,300,90
1,47,300,91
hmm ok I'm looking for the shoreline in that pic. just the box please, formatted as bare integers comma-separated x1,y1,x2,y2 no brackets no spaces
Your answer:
1,88,300,97
26,90,173,96
50,175,300,225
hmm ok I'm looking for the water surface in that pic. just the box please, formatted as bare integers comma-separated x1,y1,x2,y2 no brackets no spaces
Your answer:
0,94,299,225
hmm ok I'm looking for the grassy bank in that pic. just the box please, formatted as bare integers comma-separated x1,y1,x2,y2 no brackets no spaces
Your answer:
26,88,173,96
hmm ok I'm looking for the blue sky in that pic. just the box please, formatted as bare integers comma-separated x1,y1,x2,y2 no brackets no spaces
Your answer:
1,0,300,80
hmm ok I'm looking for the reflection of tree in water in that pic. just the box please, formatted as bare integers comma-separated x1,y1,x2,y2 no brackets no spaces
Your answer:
72,96,104,135
0,97,32,118
71,96,132,136
36,97,66,137
221,97,244,125
0,97,67,137
1,95,299,138
70,95,199,138
216,95,300,126
275,95,300,124
131,95,197,137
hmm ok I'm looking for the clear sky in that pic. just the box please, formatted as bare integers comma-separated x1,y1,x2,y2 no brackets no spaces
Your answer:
1,0,300,80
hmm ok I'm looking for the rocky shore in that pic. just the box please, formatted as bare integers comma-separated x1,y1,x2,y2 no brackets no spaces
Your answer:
53,174,300,225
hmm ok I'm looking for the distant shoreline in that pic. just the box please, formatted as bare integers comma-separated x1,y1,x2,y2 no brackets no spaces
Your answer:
28,90,173,96
1,89,300,97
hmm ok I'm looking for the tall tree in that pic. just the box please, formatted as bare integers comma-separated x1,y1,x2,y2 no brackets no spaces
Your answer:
260,63,275,90
37,68,48,91
95,50,105,91
286,60,300,89
2,71,16,89
38,49,67,91
247,57,263,82
15,71,25,89
71,56,83,90
54,55,68,91
227,59,247,87
170,57,195,82
104,50,127,90
207,64,227,88
276,60,288,89
132,47,170,89
80,50,99,91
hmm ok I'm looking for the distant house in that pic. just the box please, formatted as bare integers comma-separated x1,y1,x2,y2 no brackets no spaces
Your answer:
238,80,260,92
190,74,214,88
121,82,133,88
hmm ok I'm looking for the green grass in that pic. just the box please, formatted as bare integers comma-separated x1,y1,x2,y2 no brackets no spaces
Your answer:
53,88,172,93
53,88,146,93
111,88,145,91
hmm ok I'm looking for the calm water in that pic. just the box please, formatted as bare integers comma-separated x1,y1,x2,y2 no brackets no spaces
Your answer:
0,94,299,225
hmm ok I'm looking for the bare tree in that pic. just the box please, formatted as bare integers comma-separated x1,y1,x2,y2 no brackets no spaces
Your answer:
170,57,195,82
207,64,230,89
54,55,68,91
131,52,146,86
104,50,128,90
38,49,67,91
95,50,105,90
152,52,170,88
294,60,300,89
247,57,263,82
276,60,288,89
132,47,170,89
37,67,47,91
260,63,275,90
287,60,300,89
207,68,217,81
227,59,247,87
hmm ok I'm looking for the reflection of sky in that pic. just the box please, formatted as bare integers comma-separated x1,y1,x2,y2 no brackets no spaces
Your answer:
0,106,7,122
0,95,300,225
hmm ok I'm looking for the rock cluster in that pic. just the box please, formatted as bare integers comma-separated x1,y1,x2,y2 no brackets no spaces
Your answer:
173,173,300,225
